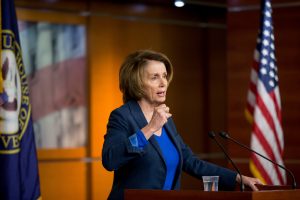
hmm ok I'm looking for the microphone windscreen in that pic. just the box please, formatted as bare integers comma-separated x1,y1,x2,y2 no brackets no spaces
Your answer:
208,131,216,139
219,131,229,139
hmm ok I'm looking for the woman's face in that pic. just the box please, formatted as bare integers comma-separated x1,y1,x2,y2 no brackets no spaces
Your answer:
140,60,168,106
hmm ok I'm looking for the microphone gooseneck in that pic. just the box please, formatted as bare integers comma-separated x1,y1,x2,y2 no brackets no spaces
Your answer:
218,131,297,189
208,131,245,191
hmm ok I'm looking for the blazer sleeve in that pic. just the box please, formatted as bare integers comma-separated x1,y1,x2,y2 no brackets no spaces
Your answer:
170,123,237,190
102,109,147,171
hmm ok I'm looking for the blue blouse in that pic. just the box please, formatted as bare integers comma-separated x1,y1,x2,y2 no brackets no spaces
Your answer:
154,127,179,190
128,127,180,190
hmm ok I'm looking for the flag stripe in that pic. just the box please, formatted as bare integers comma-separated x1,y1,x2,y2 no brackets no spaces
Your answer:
254,99,282,162
251,133,287,184
256,92,283,153
250,160,266,184
252,123,285,184
270,89,282,122
259,84,284,151
251,154,273,184
253,105,285,182
246,69,259,116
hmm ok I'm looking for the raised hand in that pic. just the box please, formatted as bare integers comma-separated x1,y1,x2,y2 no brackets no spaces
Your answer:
141,104,172,139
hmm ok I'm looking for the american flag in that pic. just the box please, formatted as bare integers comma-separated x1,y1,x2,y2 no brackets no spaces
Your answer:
245,0,287,185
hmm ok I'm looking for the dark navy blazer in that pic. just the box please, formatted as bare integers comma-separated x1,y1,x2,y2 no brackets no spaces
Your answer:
102,100,237,199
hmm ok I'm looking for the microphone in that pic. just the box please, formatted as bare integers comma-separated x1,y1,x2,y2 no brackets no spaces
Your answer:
219,131,297,189
208,131,245,191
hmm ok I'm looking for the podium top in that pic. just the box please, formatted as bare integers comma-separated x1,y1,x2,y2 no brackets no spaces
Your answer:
125,189,300,200
255,184,293,191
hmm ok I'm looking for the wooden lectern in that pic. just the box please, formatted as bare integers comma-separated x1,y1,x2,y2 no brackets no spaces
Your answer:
125,186,300,200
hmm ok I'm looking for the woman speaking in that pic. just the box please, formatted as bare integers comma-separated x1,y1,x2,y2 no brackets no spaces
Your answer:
102,50,261,199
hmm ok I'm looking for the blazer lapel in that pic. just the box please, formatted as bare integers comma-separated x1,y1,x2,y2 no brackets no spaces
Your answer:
128,101,166,166
148,137,165,167
164,120,182,158
164,119,183,188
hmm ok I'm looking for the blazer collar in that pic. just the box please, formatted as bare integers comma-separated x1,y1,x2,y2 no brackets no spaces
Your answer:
127,100,148,128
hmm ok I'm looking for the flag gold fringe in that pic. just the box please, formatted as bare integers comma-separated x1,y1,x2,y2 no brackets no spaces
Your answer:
245,109,254,124
250,160,267,185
